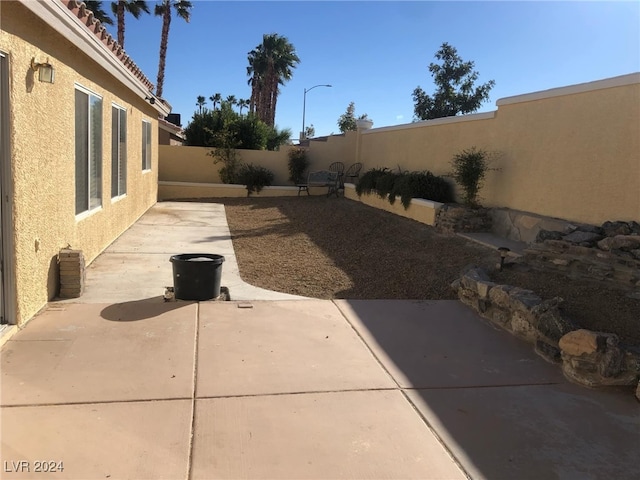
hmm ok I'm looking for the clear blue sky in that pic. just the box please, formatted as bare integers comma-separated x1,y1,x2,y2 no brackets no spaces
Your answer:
113,1,639,139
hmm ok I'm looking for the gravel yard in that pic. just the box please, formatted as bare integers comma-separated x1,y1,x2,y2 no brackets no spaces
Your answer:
196,196,639,346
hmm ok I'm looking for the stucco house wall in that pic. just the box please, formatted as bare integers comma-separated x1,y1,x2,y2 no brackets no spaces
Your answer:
0,0,169,325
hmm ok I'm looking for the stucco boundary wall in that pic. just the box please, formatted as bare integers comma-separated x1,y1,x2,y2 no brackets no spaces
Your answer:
159,132,357,187
358,73,640,227
159,74,639,227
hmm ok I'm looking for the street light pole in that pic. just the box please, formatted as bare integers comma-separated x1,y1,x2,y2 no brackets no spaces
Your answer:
302,84,332,141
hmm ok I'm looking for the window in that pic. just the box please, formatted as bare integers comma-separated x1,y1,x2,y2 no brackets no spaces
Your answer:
75,86,103,215
142,119,151,170
111,105,127,198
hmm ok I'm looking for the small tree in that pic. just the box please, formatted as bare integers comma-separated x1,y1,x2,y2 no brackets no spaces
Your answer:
208,130,241,184
337,102,357,132
449,147,497,207
304,124,315,138
413,43,495,120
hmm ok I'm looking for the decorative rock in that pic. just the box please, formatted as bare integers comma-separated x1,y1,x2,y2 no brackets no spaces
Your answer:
597,235,640,252
488,284,515,309
536,229,563,243
508,288,542,312
601,221,632,237
558,329,599,356
636,381,640,402
531,298,574,342
562,231,603,245
630,249,640,260
535,340,562,363
576,224,604,235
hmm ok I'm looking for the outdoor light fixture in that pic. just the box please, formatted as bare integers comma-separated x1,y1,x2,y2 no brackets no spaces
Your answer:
31,57,55,84
145,96,156,105
498,247,511,271
301,84,332,141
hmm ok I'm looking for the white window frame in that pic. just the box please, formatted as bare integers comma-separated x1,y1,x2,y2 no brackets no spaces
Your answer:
111,103,127,200
142,119,152,171
75,84,103,217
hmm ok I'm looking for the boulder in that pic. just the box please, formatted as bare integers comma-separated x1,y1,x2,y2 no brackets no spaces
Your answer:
562,231,603,245
601,221,632,237
597,235,640,252
559,329,599,356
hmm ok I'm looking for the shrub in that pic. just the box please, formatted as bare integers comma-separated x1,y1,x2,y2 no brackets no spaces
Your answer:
358,167,453,209
449,147,497,207
356,167,389,197
374,170,400,200
390,171,454,208
237,163,274,196
288,147,309,184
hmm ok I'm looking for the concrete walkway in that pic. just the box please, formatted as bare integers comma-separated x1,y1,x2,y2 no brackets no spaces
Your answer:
1,202,638,480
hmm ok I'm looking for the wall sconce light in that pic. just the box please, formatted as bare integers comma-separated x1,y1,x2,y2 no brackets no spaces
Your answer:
145,96,156,105
31,57,55,84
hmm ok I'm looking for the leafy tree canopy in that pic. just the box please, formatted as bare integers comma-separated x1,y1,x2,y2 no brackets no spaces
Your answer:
337,102,369,133
413,42,495,121
184,101,291,151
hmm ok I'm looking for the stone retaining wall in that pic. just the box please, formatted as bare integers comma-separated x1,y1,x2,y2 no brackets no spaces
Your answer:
524,221,640,292
454,267,640,397
435,204,492,234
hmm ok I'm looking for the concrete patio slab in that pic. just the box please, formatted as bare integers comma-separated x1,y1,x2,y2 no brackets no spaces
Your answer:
191,390,466,480
405,383,640,480
1,399,191,479
335,299,565,388
59,202,307,303
1,303,197,405
105,223,237,255
137,202,231,227
74,253,173,302
196,300,396,397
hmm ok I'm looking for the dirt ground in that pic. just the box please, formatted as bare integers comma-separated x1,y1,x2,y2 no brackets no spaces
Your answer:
196,196,639,346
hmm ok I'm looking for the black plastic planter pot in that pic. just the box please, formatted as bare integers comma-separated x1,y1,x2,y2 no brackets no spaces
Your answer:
170,254,225,301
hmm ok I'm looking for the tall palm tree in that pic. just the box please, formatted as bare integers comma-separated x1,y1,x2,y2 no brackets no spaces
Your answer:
155,0,192,98
210,93,222,110
84,1,114,25
111,1,150,48
196,95,206,113
247,34,300,127
237,99,250,115
226,95,237,110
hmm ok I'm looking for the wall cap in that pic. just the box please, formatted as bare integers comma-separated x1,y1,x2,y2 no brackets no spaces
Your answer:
496,72,640,106
362,111,495,134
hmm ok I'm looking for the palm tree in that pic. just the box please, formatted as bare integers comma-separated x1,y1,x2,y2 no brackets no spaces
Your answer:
111,1,150,48
155,0,192,98
237,99,250,115
226,95,237,110
247,34,300,127
210,93,222,110
196,95,206,113
84,1,114,25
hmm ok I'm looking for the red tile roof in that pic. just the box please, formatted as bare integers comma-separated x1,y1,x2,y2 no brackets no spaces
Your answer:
62,0,154,92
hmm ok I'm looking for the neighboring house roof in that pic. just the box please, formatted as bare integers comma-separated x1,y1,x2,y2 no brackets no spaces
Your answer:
158,117,185,140
20,0,171,116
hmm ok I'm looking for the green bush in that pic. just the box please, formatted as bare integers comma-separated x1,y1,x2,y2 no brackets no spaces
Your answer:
287,147,309,184
357,167,453,209
356,167,389,197
449,147,497,207
237,163,274,196
390,171,454,208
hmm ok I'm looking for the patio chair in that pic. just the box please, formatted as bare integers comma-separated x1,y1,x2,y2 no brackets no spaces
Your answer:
344,162,363,185
329,161,345,190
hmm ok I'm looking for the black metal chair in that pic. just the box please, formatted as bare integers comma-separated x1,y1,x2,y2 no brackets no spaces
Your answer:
329,162,345,191
344,162,363,186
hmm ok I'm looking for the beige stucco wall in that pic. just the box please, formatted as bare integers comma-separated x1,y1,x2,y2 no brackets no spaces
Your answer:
357,78,640,225
1,2,159,325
